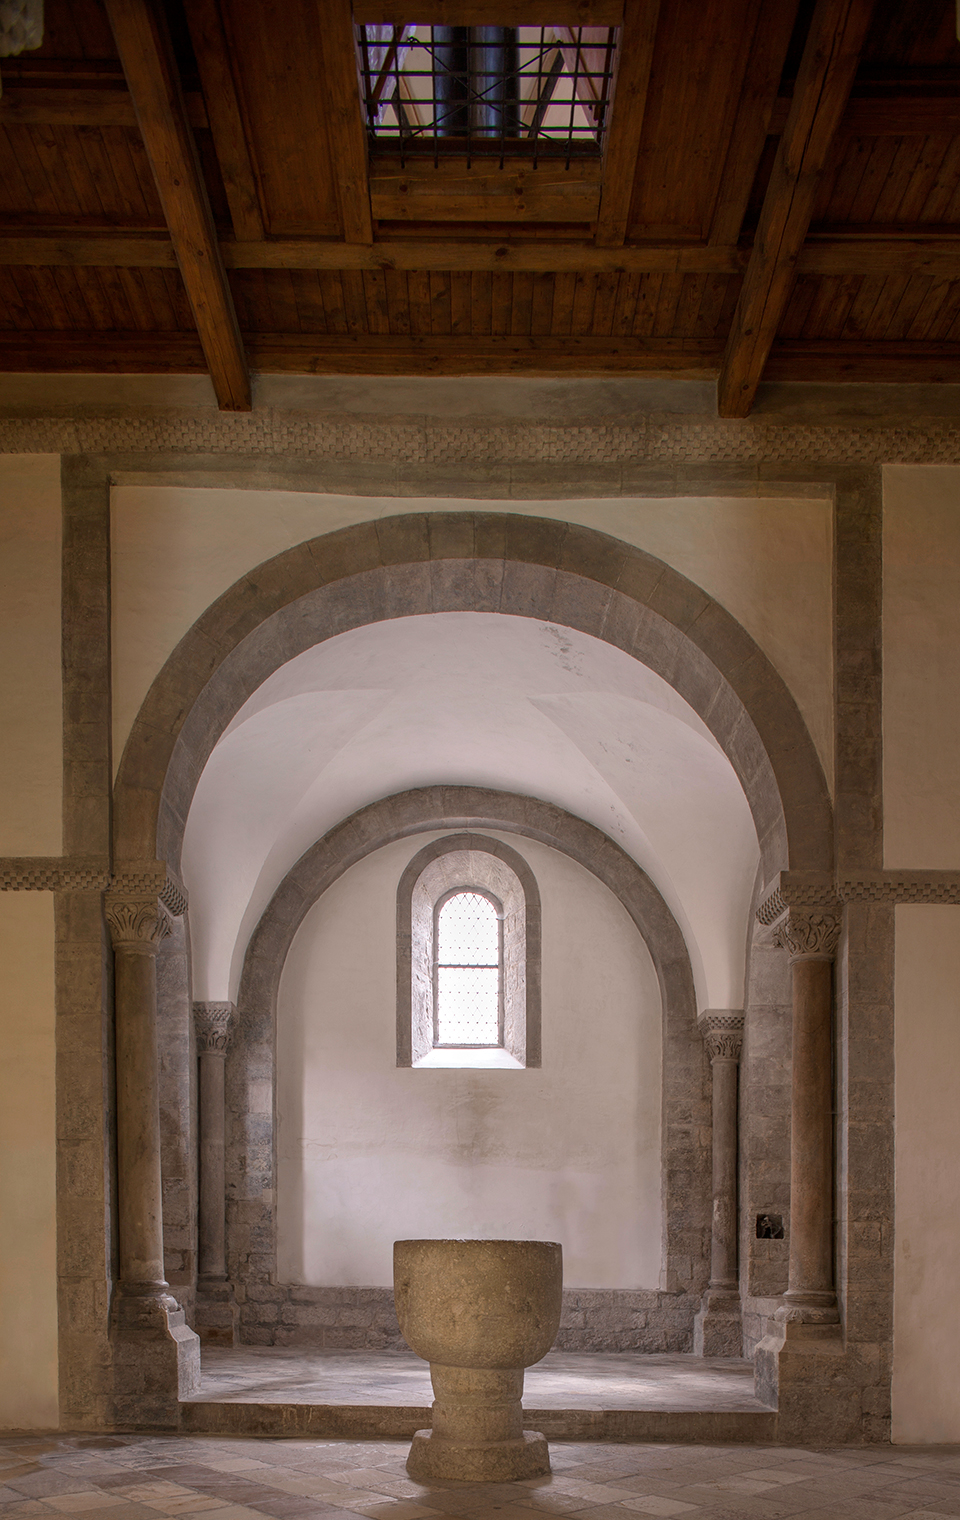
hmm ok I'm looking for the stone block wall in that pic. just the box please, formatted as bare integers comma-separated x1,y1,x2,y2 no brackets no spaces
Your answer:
231,1284,701,1353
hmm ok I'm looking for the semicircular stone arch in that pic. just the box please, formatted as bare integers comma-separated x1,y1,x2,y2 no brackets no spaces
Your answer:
232,786,707,1309
114,512,833,885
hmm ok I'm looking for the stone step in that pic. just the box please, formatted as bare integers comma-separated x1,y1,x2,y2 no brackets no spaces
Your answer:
180,1401,778,1443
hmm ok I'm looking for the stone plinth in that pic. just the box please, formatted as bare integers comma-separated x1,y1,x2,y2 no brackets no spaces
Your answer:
394,1239,562,1480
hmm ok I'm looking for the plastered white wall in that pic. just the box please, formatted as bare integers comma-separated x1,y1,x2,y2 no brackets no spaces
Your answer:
893,905,960,1443
0,893,58,1430
0,455,62,855
884,466,960,866
276,831,662,1289
111,487,833,791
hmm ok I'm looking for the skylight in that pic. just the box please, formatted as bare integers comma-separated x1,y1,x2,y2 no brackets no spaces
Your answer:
357,24,618,162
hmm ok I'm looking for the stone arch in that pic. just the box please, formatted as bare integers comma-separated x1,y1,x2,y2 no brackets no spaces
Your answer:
113,512,833,888
231,786,707,1306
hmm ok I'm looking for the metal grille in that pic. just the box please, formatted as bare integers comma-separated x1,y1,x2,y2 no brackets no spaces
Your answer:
357,24,617,163
435,891,501,1046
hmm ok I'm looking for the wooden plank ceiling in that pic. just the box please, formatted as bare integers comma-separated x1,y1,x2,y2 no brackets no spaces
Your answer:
1,0,959,410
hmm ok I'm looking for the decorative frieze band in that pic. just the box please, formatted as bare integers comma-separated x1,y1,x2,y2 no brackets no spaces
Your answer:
757,870,960,935
697,1009,744,1063
6,412,960,468
0,856,188,915
0,857,110,892
194,1002,235,1055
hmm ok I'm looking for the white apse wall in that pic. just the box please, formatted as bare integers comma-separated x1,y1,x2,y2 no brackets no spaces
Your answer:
277,831,663,1289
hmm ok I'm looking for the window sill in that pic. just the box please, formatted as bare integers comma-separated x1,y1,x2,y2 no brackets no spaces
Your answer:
413,1048,525,1069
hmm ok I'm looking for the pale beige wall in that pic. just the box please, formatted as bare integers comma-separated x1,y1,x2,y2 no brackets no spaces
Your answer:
111,487,833,791
893,905,960,1443
884,466,960,866
277,830,662,1289
0,892,58,1430
0,455,62,855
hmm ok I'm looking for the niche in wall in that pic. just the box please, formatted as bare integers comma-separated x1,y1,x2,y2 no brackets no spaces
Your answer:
276,830,663,1289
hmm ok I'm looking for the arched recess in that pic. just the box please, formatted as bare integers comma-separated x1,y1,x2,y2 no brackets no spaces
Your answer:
230,786,706,1303
113,512,833,889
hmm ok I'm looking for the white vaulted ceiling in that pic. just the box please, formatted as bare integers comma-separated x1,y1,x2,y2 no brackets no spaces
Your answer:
181,611,760,1010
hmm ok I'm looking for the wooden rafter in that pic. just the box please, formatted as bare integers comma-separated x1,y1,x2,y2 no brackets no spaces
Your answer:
707,2,800,246
4,83,959,136
2,330,960,384
319,0,374,245
716,0,876,418
594,0,660,247
103,0,251,410
182,0,264,242
3,234,960,276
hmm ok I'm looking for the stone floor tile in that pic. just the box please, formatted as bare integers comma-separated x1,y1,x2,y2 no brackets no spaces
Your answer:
547,1481,641,1503
6,1479,97,1501
342,1503,442,1519
619,1498,701,1516
43,1497,131,1513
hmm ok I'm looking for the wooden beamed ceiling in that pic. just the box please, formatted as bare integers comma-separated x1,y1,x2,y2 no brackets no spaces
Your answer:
1,0,960,409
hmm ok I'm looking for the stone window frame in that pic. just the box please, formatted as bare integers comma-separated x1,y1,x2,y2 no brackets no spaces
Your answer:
398,833,541,1068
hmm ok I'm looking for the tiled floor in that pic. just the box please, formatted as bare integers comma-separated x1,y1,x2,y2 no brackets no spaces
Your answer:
189,1352,765,1414
2,1433,960,1520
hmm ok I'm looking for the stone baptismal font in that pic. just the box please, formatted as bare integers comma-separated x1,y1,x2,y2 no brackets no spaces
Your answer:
394,1239,563,1481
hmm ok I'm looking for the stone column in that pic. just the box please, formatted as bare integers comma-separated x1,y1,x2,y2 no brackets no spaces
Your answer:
694,1010,744,1357
106,890,200,1420
774,905,842,1328
195,1003,232,1278
193,1002,239,1344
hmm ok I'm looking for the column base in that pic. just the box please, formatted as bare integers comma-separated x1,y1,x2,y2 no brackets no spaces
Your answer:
754,1313,869,1443
693,1288,743,1357
408,1429,549,1482
195,1277,239,1346
777,1289,840,1327
111,1286,201,1427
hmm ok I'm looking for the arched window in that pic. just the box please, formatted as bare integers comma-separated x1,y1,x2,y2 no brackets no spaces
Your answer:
397,834,541,1069
434,889,503,1048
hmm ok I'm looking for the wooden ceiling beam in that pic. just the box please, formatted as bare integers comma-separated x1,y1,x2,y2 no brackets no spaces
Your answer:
2,331,960,384
707,3,800,247
3,233,959,276
0,85,208,127
5,84,960,137
353,2,623,22
319,1,374,245
595,0,660,247
716,0,876,418
182,0,264,242
103,0,251,410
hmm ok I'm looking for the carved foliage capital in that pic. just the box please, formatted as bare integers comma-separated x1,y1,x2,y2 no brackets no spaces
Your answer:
194,1001,235,1054
105,895,172,952
772,907,842,962
697,1009,744,1063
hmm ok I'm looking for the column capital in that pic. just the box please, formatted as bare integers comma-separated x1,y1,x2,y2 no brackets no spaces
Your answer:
193,1001,235,1054
697,1009,744,1062
772,906,842,962
105,894,172,953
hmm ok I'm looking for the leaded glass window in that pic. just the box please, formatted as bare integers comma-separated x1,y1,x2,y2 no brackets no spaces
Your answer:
434,889,503,1047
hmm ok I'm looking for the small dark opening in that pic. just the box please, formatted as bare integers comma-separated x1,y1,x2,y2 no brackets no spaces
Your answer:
756,1213,784,1239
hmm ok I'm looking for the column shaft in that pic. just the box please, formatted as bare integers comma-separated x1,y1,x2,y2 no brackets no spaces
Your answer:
114,943,167,1290
787,956,835,1303
709,1055,739,1290
198,1050,227,1279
